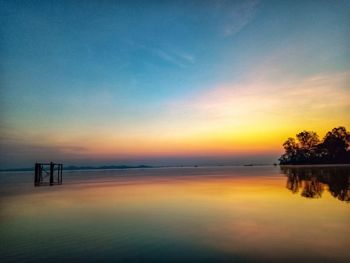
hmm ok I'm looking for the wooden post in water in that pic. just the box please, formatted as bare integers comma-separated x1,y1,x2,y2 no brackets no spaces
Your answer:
59,164,63,184
39,165,43,183
49,162,54,185
34,163,39,186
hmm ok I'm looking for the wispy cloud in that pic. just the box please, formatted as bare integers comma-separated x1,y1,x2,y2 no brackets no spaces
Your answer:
151,49,185,68
124,39,195,68
151,47,196,68
0,137,89,168
162,70,350,141
172,50,195,63
218,0,260,37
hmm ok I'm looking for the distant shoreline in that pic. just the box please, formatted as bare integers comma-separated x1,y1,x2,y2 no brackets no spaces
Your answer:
0,163,271,172
0,165,153,172
1,163,350,172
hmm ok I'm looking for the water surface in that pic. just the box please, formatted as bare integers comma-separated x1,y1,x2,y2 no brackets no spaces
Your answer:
1,166,349,262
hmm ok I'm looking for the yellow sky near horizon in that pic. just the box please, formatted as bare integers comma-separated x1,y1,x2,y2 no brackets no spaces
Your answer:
2,71,348,162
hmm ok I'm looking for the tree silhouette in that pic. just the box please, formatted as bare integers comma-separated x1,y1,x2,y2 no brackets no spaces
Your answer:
280,138,299,164
319,127,350,163
279,126,350,164
296,131,319,150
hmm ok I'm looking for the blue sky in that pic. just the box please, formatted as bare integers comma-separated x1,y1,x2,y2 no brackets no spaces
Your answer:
1,0,349,168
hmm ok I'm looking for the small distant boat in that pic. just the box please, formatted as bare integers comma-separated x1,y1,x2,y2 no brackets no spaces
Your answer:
244,164,254,166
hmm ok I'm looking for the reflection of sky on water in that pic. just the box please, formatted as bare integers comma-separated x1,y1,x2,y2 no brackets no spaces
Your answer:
1,166,349,262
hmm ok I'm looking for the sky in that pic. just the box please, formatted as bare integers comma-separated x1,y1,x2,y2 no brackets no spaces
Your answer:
1,0,349,168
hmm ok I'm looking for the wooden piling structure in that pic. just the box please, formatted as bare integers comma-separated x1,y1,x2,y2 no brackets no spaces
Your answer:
34,162,63,186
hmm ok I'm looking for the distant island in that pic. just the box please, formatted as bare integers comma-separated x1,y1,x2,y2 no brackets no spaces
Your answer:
0,165,153,172
279,126,350,165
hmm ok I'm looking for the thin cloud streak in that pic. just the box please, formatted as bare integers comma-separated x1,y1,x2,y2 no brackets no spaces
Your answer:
124,39,195,68
160,70,350,148
219,0,260,37
170,71,350,122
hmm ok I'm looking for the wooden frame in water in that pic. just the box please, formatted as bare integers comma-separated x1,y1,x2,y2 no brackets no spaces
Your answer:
34,162,63,186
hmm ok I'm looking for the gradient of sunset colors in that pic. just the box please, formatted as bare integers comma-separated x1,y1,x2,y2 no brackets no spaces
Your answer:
1,0,349,168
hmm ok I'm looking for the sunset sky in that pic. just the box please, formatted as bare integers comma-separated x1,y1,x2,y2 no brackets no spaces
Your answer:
1,0,349,168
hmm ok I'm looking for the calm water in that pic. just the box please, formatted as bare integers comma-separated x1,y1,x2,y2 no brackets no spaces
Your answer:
1,166,349,262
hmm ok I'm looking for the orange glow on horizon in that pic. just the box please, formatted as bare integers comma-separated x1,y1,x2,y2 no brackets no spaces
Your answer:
1,71,348,163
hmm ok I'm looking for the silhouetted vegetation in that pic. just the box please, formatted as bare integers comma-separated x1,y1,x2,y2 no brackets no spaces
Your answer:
279,126,350,164
281,166,350,202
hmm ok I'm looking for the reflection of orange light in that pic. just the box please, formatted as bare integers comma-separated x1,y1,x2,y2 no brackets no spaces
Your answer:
4,173,342,212
2,170,348,261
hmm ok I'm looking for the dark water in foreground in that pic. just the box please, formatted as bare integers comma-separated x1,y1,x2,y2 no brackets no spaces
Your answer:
0,166,349,262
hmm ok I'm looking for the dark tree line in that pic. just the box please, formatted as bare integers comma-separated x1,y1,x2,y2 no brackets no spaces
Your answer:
279,126,350,165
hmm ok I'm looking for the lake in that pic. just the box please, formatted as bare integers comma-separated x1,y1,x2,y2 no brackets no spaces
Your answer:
0,166,349,262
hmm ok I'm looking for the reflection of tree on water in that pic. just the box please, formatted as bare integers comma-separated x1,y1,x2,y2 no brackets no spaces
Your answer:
281,166,350,202
301,177,323,198
286,172,301,194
